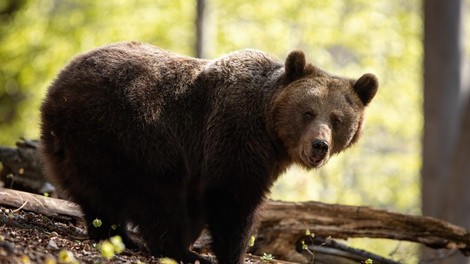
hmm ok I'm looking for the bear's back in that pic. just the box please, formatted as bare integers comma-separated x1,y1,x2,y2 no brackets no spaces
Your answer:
47,42,209,124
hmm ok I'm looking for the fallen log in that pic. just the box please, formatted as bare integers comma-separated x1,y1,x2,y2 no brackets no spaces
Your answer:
1,188,469,263
0,139,55,195
0,187,81,220
252,201,470,263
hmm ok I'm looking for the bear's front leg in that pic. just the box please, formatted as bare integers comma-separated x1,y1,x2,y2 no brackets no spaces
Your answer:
205,184,265,264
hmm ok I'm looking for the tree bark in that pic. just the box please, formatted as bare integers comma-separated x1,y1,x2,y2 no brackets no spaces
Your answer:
446,101,470,224
0,187,81,220
422,0,466,262
255,201,470,261
444,100,470,264
422,0,464,219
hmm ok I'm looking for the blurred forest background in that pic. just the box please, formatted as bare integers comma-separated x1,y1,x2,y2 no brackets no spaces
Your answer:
0,0,469,262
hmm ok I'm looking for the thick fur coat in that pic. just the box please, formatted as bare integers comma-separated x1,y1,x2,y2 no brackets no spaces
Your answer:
40,42,378,264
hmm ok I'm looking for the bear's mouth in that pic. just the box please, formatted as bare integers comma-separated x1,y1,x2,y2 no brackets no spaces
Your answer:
301,150,328,168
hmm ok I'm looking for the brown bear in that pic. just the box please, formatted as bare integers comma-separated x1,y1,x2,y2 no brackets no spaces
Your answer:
39,41,378,264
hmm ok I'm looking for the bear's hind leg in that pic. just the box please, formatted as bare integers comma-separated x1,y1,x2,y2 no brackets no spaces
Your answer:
129,183,213,264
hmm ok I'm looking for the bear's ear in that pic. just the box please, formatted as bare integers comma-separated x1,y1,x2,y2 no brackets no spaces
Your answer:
353,73,378,106
285,50,309,81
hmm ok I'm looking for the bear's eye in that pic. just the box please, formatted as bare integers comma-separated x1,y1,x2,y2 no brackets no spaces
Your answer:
303,111,316,121
331,115,342,128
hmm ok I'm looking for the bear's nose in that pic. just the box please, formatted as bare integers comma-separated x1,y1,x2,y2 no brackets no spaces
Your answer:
312,140,329,160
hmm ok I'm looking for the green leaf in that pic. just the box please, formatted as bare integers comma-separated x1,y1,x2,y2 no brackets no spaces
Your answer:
92,218,102,228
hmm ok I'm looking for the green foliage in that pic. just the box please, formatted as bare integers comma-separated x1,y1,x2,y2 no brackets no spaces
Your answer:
0,0,195,146
1,0,456,262
0,0,429,259
1,0,423,204
0,0,423,211
257,0,424,214
212,0,424,259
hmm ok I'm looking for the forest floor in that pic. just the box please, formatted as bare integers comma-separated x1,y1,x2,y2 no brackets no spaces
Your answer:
0,205,163,263
0,204,278,264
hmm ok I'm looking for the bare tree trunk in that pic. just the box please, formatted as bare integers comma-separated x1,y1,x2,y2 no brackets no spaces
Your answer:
444,100,470,264
422,0,465,262
446,89,470,227
195,0,208,58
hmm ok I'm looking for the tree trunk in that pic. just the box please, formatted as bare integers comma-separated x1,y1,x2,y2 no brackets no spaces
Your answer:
446,101,470,224
195,0,208,58
444,100,470,264
422,0,466,262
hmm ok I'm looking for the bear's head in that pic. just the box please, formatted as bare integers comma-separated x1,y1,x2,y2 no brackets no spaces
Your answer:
270,50,378,169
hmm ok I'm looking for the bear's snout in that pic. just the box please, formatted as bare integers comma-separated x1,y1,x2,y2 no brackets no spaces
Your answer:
312,140,329,162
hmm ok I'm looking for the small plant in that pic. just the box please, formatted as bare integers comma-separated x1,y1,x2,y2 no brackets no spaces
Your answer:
20,255,31,264
301,228,326,264
58,249,78,264
44,256,56,264
301,240,308,251
249,235,256,247
159,258,178,264
92,218,102,228
305,228,313,237
300,240,315,264
110,235,125,254
260,253,275,262
97,235,126,260
363,259,373,264
99,240,115,259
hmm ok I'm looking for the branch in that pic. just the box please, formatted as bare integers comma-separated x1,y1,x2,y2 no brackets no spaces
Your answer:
0,187,81,220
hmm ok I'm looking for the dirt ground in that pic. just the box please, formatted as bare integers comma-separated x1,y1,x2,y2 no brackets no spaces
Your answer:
0,205,279,264
0,205,163,263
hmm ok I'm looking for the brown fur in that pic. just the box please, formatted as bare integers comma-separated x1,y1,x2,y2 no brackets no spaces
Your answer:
39,42,378,264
